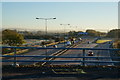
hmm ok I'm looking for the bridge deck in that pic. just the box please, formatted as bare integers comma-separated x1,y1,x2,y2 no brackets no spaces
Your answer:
2,65,120,80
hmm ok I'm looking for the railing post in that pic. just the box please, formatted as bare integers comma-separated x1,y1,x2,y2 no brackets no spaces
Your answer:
82,49,85,66
14,48,16,67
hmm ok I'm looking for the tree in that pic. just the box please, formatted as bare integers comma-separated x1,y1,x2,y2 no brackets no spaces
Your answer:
86,29,99,37
68,31,83,38
2,29,25,46
86,29,106,37
107,29,120,38
113,40,120,49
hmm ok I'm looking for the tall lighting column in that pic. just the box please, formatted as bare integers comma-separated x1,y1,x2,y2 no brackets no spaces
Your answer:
60,24,70,47
36,17,56,60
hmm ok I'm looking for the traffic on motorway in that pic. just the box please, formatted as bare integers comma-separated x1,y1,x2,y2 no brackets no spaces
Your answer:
2,37,119,67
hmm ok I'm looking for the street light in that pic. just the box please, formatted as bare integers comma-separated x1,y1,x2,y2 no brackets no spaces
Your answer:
36,17,56,60
36,17,56,35
60,24,70,47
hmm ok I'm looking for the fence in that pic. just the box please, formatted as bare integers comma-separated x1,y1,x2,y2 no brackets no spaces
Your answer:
1,46,120,66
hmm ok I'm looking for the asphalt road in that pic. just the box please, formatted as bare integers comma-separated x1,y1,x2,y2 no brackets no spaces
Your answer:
2,43,64,65
88,42,114,66
51,41,113,66
2,39,89,65
3,38,111,66
51,42,97,65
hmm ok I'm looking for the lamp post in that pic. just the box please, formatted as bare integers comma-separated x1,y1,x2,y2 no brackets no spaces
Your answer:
60,24,70,47
36,17,56,35
36,17,56,60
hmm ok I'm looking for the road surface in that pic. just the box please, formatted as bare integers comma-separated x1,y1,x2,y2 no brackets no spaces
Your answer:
51,41,113,66
88,42,114,66
51,42,97,65
2,43,64,65
3,38,108,66
2,38,87,65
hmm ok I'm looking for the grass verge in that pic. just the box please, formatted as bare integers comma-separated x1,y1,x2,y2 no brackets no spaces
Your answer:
96,40,111,43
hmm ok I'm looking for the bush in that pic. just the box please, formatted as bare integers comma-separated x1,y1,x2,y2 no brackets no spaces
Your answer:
113,40,120,49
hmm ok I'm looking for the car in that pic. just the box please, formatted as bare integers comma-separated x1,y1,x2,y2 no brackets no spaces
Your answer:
66,41,71,46
43,45,46,48
11,63,19,66
79,38,82,41
87,41,91,44
53,45,57,48
88,51,94,56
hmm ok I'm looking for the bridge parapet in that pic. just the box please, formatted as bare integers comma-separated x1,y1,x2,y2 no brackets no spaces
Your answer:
1,46,120,66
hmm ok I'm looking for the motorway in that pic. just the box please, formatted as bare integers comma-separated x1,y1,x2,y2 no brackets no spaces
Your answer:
2,38,113,66
90,42,114,66
51,42,97,65
2,38,92,65
2,43,64,65
51,41,113,66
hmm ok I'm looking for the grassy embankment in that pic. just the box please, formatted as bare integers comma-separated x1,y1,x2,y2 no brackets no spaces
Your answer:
96,40,111,43
113,40,120,56
113,40,120,49
96,39,120,55
2,40,66,56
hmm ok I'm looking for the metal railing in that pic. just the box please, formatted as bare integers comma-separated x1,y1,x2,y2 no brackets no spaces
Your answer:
1,46,120,66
